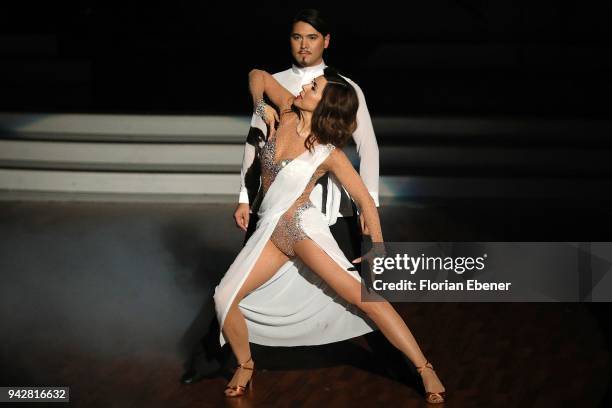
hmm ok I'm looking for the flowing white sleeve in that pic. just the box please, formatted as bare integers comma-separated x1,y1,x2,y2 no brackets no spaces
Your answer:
345,78,380,207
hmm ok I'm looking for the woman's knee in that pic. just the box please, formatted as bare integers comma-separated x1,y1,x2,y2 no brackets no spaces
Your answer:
225,291,245,312
212,289,241,317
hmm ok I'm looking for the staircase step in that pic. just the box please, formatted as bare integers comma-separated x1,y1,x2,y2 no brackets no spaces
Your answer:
0,113,251,143
0,140,242,172
1,170,610,202
0,169,238,196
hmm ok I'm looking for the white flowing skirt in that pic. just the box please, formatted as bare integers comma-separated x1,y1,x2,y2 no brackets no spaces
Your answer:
213,204,378,348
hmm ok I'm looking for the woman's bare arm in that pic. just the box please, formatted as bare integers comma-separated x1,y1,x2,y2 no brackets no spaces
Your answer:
327,149,384,243
249,69,294,112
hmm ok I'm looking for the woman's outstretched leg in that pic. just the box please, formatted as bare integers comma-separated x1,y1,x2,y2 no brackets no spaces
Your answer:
293,238,446,397
218,239,290,395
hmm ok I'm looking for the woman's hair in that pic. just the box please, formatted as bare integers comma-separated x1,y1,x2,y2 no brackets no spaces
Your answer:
291,9,330,36
299,67,359,152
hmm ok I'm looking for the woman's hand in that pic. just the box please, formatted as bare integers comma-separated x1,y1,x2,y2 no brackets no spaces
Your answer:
352,243,387,293
262,104,279,130
351,242,386,264
359,213,370,236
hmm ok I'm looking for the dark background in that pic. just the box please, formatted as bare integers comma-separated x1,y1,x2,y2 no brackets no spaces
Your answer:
1,2,612,405
1,1,611,115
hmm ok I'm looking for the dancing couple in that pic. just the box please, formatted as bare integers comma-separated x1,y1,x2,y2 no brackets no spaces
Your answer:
210,9,447,404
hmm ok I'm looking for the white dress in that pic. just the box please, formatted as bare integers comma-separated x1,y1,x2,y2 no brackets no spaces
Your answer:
213,130,378,348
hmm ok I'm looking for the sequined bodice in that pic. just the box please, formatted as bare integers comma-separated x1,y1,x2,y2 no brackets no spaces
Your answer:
260,136,292,195
258,129,336,257
260,135,334,194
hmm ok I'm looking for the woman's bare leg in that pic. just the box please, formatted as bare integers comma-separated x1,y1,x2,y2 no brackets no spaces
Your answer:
219,239,290,394
293,239,445,395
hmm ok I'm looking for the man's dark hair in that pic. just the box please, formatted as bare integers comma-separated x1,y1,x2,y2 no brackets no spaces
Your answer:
291,9,330,36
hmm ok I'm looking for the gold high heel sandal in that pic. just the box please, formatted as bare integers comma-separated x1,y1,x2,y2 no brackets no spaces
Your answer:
415,361,446,404
224,356,255,397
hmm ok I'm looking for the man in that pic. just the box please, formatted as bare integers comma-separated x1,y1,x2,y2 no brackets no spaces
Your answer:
235,10,379,244
182,9,406,385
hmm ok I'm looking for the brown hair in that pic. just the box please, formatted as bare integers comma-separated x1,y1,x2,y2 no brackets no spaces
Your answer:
292,67,359,152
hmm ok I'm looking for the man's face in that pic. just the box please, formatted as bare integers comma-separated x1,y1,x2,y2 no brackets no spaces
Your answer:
290,21,330,67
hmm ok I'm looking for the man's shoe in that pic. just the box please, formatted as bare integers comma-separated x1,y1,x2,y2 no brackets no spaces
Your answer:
180,359,222,384
181,367,206,384
180,366,222,384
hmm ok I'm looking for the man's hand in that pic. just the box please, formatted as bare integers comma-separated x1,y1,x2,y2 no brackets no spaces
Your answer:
234,203,250,232
359,213,370,236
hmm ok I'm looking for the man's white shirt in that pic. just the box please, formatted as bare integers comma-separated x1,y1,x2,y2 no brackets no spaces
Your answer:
238,60,379,224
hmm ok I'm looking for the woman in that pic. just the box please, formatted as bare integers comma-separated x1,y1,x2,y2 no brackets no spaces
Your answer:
213,67,446,403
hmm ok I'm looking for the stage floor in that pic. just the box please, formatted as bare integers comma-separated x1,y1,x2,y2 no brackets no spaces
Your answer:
1,198,611,407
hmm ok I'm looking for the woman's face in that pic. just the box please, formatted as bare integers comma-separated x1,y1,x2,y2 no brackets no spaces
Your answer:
294,75,327,112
